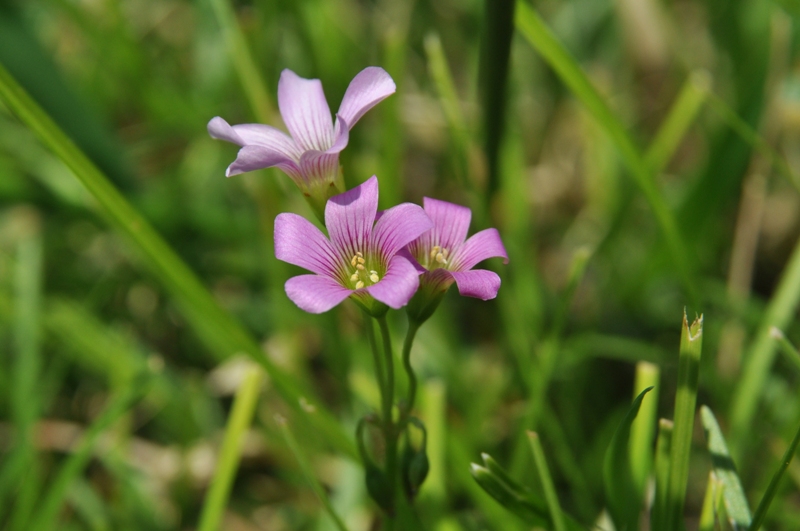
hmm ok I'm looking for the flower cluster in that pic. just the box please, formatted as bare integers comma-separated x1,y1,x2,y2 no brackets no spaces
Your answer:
209,67,507,319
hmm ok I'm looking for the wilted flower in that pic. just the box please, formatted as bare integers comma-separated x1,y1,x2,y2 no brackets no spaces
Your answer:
406,198,508,323
274,176,432,315
208,67,396,218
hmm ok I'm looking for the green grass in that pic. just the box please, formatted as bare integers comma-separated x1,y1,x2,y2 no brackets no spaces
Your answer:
1,0,800,529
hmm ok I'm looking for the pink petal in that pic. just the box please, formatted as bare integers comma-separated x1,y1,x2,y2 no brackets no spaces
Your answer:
297,151,340,187
209,117,300,155
372,203,433,259
285,274,353,313
366,254,420,309
274,213,341,277
450,228,508,271
278,70,334,152
419,268,456,293
451,269,501,300
295,115,350,186
226,145,301,177
208,117,244,144
337,67,396,128
424,198,472,249
325,176,379,258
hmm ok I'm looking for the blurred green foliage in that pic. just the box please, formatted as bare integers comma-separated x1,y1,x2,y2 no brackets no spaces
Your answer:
3,0,800,528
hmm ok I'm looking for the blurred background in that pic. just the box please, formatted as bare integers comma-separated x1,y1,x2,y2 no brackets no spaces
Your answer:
2,0,800,529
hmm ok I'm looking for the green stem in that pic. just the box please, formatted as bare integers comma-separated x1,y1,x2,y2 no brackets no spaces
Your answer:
749,418,800,531
198,366,263,531
401,321,421,416
376,315,397,523
364,312,386,405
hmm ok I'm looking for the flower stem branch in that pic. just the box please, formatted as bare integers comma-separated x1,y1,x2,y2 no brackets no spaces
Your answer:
364,312,386,405
376,315,398,525
401,321,421,416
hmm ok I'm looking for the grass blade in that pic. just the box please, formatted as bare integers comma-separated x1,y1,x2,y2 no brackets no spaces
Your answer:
275,415,349,531
205,0,274,123
479,0,515,199
527,432,567,531
730,236,800,453
645,71,711,174
198,366,264,531
603,386,653,531
0,59,356,459
749,417,800,530
8,208,43,531
770,327,800,372
514,0,698,304
471,453,583,531
707,93,800,193
665,312,704,531
652,419,674,531
425,32,480,192
698,472,723,531
700,406,751,530
630,362,660,496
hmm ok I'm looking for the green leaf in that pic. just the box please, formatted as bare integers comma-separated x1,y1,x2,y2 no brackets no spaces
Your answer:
699,406,751,530
528,432,567,531
665,312,704,531
603,386,653,531
749,415,800,531
651,419,673,531
471,454,583,531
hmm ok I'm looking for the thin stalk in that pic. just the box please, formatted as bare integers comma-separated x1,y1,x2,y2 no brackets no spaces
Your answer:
527,432,567,531
698,473,719,531
665,313,704,531
480,0,516,200
707,93,800,193
9,210,43,531
401,321,421,415
206,0,274,123
425,33,477,192
630,362,660,498
377,316,396,425
731,235,800,452
276,416,349,531
376,315,398,527
645,71,711,174
198,366,263,531
749,419,800,531
652,419,674,531
364,313,386,403
770,326,800,373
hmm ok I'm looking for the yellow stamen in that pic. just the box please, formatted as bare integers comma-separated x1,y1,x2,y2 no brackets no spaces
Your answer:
350,256,358,267
356,264,365,271
369,271,380,283
350,273,359,282
355,280,365,289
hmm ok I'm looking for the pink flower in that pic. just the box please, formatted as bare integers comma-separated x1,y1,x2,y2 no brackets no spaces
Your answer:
208,67,395,216
405,198,508,321
274,177,433,314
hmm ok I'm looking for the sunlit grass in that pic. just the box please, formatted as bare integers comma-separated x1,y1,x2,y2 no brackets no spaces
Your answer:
2,0,800,529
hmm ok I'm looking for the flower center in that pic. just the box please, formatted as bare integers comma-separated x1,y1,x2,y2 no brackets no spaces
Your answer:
425,245,450,270
348,251,381,289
